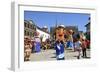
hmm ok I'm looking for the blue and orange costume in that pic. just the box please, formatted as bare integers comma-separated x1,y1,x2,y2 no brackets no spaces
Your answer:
55,41,65,60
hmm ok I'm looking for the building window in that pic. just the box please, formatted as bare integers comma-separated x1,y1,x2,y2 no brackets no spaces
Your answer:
30,32,32,36
29,24,31,29
33,25,35,29
27,31,29,36
30,24,32,29
24,30,27,36
24,23,26,27
28,24,30,28
32,32,34,37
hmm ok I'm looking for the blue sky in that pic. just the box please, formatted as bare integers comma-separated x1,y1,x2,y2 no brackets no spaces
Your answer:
24,11,90,32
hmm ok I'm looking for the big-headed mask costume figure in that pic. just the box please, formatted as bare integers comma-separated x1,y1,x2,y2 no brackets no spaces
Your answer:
55,25,65,60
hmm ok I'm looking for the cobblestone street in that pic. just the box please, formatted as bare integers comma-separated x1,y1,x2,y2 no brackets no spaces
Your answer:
30,49,90,61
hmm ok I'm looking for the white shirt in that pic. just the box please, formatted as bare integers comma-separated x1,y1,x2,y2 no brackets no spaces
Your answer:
75,41,82,50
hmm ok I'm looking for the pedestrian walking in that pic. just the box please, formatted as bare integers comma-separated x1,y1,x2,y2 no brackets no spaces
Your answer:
81,38,87,58
74,34,82,59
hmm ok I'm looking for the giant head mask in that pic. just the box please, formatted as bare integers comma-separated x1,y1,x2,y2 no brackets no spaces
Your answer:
55,25,65,42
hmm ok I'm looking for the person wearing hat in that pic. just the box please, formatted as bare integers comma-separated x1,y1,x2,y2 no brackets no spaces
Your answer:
55,25,65,60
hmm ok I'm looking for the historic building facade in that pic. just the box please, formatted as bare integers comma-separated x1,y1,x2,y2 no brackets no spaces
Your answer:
24,20,36,38
85,17,90,40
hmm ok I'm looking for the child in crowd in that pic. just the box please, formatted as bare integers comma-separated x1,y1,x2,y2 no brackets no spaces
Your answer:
74,34,82,59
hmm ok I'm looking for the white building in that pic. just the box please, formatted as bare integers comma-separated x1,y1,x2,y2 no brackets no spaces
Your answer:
36,28,50,42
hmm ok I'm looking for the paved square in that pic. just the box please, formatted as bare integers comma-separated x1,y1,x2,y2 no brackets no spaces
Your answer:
30,49,90,61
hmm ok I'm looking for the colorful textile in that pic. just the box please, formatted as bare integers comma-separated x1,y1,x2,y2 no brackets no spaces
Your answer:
55,43,65,60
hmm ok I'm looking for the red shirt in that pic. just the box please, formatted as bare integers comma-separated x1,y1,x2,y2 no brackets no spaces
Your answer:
82,40,87,49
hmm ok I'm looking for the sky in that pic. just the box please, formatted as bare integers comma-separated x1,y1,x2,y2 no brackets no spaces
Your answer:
24,11,90,32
